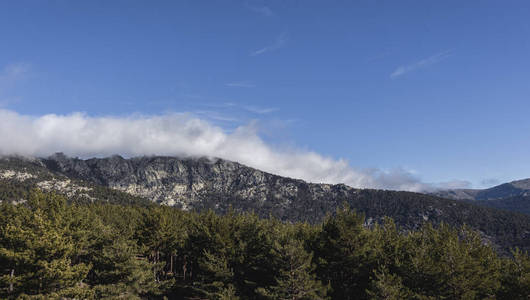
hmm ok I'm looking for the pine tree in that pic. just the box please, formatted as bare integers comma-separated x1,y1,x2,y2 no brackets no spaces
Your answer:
313,206,378,299
257,236,329,300
498,248,530,299
91,238,159,299
194,250,239,300
401,223,501,299
135,206,186,284
0,191,91,297
366,266,412,300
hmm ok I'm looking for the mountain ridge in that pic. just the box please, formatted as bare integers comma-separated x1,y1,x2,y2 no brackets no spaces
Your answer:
432,178,530,214
1,153,530,253
434,178,530,200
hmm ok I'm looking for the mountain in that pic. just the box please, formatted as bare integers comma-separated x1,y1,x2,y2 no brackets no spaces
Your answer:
432,179,530,214
434,178,530,201
0,155,151,206
1,153,530,253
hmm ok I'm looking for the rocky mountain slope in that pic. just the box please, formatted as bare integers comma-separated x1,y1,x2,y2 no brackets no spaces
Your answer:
433,179,530,214
1,153,530,253
0,155,150,206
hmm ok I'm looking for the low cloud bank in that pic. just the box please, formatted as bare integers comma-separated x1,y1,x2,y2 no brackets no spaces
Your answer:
0,109,431,191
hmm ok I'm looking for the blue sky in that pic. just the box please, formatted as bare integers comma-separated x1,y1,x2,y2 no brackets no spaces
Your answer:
1,0,530,189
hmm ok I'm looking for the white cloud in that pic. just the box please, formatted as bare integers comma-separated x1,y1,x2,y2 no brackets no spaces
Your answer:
390,50,452,79
0,109,431,192
251,32,288,56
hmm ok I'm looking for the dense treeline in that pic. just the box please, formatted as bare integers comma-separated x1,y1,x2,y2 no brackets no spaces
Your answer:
1,191,529,299
476,195,530,215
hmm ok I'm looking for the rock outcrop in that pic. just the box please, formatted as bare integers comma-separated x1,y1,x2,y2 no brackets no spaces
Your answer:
42,153,354,220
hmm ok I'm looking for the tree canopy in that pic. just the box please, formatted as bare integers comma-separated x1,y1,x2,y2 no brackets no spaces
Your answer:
0,190,528,299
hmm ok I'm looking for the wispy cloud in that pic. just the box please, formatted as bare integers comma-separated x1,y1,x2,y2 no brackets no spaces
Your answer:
0,63,31,89
480,178,500,187
244,106,278,114
200,102,236,108
247,4,274,17
225,81,256,88
0,63,30,79
251,32,288,56
0,63,31,107
390,50,452,79
0,97,21,108
193,110,239,123
433,179,472,190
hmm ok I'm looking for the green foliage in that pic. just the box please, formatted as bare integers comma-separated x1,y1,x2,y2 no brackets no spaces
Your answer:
0,191,91,297
313,207,379,299
402,224,501,299
257,235,329,300
366,266,412,300
0,191,157,299
498,248,530,299
90,238,159,299
0,190,529,299
195,250,239,299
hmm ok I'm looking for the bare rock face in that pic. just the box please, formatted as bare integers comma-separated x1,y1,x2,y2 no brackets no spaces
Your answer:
42,154,355,221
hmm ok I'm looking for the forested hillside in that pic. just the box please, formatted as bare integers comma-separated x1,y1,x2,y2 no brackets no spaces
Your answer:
477,195,530,215
1,155,530,253
1,191,529,299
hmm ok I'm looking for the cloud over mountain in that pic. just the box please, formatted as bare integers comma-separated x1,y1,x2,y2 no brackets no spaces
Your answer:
0,109,430,191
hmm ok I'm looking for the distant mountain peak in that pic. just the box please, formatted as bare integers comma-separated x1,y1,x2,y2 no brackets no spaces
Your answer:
431,177,530,215
509,178,530,190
